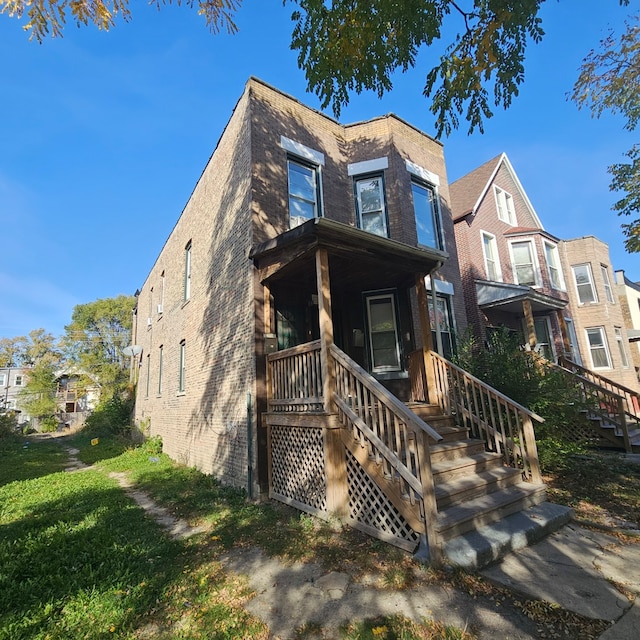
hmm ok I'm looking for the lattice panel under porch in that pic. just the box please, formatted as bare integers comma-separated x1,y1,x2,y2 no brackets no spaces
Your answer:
346,450,419,550
270,424,327,512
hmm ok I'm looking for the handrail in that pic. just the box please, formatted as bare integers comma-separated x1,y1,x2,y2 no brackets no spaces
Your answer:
429,351,543,483
551,359,634,453
558,356,640,417
330,344,442,560
330,345,442,443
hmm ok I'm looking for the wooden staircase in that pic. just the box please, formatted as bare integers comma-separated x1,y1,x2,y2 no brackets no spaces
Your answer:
407,403,547,547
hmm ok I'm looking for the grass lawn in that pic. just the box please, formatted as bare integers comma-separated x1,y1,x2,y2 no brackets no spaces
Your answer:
1,431,637,639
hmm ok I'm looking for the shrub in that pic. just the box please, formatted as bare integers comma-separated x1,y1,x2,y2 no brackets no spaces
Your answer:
0,412,18,439
83,395,134,437
39,415,59,433
454,327,594,437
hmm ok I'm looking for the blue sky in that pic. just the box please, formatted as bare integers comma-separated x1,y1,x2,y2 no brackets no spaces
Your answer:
0,0,637,340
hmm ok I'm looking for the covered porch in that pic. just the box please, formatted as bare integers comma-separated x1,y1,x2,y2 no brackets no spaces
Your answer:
476,280,571,361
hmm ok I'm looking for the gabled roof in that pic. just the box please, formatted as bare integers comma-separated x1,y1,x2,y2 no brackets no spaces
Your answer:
450,152,543,228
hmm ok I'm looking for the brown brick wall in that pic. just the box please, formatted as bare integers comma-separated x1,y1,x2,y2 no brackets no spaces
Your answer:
134,87,257,490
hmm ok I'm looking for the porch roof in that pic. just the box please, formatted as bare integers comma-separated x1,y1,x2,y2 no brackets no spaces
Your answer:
250,218,448,290
475,280,567,313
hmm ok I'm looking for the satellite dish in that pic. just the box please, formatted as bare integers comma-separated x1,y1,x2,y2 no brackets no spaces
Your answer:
123,345,143,357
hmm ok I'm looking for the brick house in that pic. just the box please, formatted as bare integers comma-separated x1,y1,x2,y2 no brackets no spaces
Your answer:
560,237,637,391
132,79,563,561
450,153,578,361
615,269,640,382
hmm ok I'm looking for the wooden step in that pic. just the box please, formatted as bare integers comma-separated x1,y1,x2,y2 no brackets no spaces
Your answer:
431,451,504,483
429,439,486,464
405,402,443,418
433,425,470,443
434,466,524,508
436,483,547,542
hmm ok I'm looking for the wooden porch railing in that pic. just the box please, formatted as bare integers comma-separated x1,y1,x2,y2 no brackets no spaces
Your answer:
266,341,444,559
429,351,543,484
554,357,637,452
266,340,323,413
330,344,442,559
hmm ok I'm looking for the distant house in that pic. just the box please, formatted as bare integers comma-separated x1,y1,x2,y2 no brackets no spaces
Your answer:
450,153,578,362
0,366,31,424
55,371,100,430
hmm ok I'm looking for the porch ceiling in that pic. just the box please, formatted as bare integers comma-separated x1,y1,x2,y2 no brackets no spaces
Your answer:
475,279,567,313
250,218,448,293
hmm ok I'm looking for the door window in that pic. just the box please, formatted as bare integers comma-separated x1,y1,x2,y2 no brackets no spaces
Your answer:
365,294,402,372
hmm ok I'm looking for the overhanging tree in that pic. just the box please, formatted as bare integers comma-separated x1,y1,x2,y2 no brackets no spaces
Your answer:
572,15,640,253
63,295,136,399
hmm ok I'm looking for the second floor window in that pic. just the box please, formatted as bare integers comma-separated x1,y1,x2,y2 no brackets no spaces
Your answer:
288,158,321,228
511,240,538,286
481,232,501,281
494,186,516,225
0,373,5,386
543,242,564,290
355,175,388,237
572,264,597,304
184,241,192,301
14,375,23,386
412,181,443,250
601,265,614,303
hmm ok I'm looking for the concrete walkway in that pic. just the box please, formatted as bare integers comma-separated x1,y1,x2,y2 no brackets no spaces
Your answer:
60,440,638,639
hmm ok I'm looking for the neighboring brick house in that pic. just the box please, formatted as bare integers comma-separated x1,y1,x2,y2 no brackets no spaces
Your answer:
132,77,468,496
450,153,577,362
558,236,637,390
615,269,640,382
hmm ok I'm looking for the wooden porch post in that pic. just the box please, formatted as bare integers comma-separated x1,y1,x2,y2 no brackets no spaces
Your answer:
416,273,438,406
556,310,572,359
315,248,348,518
522,300,536,350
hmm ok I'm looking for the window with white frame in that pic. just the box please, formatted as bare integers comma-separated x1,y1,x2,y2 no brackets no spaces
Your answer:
543,241,564,290
601,265,614,303
14,375,23,386
564,317,582,364
481,232,501,281
288,158,321,228
0,373,5,386
184,241,192,302
510,240,539,286
494,186,516,225
428,294,456,359
178,340,186,392
159,271,165,314
572,264,597,304
586,327,612,369
158,345,163,395
354,174,388,237
365,293,402,373
411,181,443,250
615,327,629,368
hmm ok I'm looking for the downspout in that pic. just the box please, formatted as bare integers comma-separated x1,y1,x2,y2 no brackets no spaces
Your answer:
246,392,253,500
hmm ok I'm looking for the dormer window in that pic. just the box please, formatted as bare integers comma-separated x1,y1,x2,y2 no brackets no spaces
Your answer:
494,186,516,225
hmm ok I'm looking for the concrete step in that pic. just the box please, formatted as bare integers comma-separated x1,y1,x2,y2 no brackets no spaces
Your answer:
436,482,547,542
430,439,486,464
441,502,574,570
432,451,505,483
434,466,523,508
